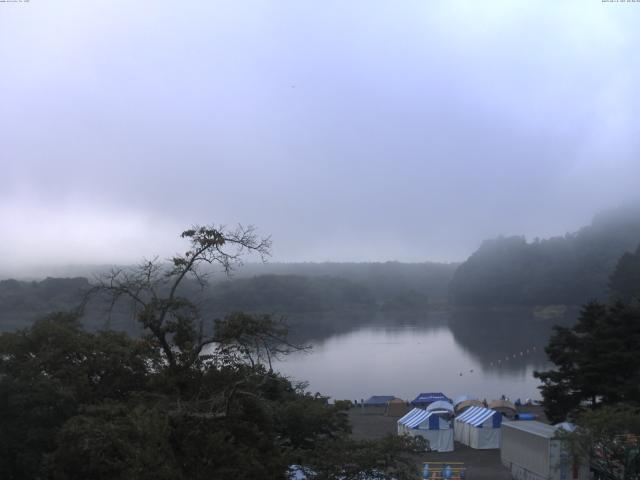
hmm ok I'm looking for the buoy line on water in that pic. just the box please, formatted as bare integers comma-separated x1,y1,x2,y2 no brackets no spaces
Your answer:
488,345,540,367
454,345,544,377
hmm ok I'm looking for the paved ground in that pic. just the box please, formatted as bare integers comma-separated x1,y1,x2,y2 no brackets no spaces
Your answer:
347,407,544,480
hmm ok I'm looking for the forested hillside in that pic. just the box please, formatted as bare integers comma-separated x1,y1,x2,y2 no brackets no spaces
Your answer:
0,277,89,331
207,275,374,314
449,206,640,306
609,243,640,303
0,262,456,334
231,261,458,303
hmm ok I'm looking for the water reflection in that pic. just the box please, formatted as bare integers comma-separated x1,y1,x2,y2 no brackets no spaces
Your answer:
447,308,577,375
275,308,577,403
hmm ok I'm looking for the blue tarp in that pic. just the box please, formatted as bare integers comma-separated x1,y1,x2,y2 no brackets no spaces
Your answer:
412,392,450,406
363,395,396,406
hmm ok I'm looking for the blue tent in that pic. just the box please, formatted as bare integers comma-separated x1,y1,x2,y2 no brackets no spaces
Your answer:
364,395,396,406
412,392,450,407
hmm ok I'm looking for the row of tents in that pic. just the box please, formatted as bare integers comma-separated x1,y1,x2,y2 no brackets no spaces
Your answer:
393,393,522,452
363,392,518,418
398,404,502,452
364,392,590,479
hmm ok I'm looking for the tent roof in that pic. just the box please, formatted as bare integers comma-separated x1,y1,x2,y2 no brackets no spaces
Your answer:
452,394,477,406
398,408,431,428
364,395,396,405
398,408,422,424
398,408,448,429
412,392,450,404
455,399,484,412
488,399,516,411
426,400,454,413
455,406,501,427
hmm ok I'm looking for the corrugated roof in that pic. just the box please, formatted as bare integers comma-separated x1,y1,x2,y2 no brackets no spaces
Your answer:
502,420,558,438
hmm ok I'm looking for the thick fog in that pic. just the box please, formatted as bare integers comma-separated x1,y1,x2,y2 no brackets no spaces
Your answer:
1,1,639,272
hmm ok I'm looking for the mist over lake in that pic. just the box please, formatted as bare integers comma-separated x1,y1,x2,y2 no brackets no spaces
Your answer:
276,309,576,402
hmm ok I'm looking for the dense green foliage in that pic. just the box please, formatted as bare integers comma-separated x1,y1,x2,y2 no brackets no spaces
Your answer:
532,238,640,480
449,206,640,306
609,244,640,304
535,301,640,423
209,274,375,314
0,277,89,330
0,263,453,336
233,261,457,304
557,405,640,480
0,225,421,479
0,313,355,479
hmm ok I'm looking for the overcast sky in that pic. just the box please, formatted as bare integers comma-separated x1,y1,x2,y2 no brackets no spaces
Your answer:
1,0,639,272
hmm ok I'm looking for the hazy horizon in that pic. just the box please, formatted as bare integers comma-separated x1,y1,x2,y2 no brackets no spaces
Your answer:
1,200,636,280
2,1,640,270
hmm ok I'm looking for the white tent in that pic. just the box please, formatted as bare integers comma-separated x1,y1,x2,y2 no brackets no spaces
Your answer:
397,408,454,452
426,400,454,415
454,406,502,449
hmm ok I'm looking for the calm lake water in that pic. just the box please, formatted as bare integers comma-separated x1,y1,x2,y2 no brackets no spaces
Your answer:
275,309,576,403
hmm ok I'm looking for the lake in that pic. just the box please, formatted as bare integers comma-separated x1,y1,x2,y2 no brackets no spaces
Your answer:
275,308,577,403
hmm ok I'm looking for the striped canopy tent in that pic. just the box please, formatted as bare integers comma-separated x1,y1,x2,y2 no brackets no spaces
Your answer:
454,399,484,414
426,400,454,415
454,406,502,449
397,408,454,452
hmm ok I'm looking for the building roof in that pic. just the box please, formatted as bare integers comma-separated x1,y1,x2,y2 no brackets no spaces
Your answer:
502,420,559,438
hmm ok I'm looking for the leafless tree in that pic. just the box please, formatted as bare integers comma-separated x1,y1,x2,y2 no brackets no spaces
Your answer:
86,224,272,372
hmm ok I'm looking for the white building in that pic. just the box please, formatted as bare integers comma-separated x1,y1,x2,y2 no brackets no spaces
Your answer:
501,421,589,480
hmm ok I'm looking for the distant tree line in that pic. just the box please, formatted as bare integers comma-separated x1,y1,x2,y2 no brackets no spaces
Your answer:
449,206,640,306
0,266,453,335
207,274,375,314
